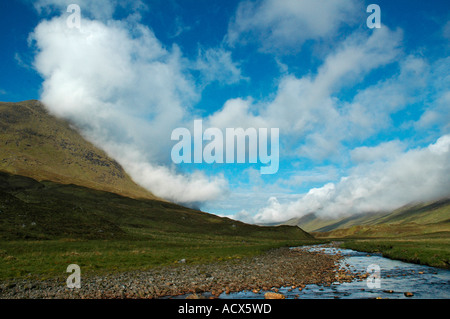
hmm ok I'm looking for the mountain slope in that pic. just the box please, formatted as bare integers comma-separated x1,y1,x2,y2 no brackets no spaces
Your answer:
281,198,450,238
0,100,157,200
0,171,312,241
0,99,313,242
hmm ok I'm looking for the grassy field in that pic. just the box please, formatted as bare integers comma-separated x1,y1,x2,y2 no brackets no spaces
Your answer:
0,171,316,280
0,236,320,280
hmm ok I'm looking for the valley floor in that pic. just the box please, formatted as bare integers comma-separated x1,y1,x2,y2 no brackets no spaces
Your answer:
0,246,360,299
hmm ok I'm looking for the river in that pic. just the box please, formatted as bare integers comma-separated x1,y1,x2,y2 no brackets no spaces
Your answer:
217,245,450,299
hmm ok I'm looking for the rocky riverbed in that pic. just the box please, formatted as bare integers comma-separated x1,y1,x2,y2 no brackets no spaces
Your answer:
0,246,365,299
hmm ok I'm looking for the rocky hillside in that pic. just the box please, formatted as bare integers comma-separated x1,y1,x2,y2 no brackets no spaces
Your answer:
0,100,157,200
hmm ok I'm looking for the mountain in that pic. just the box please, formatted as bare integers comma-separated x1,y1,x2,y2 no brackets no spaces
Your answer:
281,198,450,238
0,100,312,241
0,171,312,241
0,100,157,200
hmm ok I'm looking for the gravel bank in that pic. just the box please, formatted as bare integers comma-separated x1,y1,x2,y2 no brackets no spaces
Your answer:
0,247,362,299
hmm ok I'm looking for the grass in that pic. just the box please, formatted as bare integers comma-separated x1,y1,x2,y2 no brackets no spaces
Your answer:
0,171,316,280
0,236,320,280
340,236,450,269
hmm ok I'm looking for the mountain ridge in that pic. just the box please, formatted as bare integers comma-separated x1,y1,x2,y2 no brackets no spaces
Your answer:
0,100,158,201
280,198,450,238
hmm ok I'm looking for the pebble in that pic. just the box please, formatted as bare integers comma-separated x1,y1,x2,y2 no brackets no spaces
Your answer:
0,247,353,299
264,292,285,299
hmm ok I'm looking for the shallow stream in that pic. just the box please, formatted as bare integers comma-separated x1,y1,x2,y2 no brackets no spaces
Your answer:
218,245,450,299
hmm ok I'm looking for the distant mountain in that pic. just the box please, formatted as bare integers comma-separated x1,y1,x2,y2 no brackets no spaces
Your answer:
0,100,157,200
281,198,450,238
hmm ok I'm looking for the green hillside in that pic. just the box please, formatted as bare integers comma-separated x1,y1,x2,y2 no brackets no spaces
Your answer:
0,171,311,241
0,100,158,200
0,171,313,279
282,198,450,238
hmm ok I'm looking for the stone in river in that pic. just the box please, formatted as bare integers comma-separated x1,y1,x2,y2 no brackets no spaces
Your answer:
264,292,285,299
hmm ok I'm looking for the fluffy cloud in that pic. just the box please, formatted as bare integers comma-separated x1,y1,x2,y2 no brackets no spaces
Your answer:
415,57,450,133
33,0,147,21
252,135,450,223
112,146,228,203
194,47,247,86
227,0,361,52
350,141,406,164
279,166,340,187
28,0,450,220
30,7,227,204
206,98,268,129
209,27,403,160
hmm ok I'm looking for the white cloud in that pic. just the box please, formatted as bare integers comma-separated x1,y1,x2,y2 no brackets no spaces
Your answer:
344,55,429,138
416,91,450,133
280,166,340,187
14,53,33,70
228,209,254,224
251,135,450,223
28,0,450,220
193,47,247,86
311,27,403,93
30,9,227,204
33,0,147,21
415,57,450,133
350,141,406,164
113,146,228,203
169,16,192,39
227,0,361,52
206,98,268,129
209,27,403,160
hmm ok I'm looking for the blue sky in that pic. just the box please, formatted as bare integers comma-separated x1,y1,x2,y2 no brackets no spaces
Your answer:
1,0,449,223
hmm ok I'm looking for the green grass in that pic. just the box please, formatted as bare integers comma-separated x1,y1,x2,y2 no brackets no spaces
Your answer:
341,236,450,269
0,237,320,280
0,171,315,280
